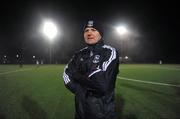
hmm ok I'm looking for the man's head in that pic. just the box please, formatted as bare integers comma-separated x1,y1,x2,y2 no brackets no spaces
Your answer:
83,20,103,45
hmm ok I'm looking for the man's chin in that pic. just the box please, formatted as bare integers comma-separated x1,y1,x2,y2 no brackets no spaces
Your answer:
86,42,97,45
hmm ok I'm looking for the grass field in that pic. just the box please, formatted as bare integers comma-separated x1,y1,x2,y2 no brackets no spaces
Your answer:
0,64,180,119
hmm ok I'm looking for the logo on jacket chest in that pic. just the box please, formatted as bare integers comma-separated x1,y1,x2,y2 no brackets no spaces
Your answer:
93,55,100,63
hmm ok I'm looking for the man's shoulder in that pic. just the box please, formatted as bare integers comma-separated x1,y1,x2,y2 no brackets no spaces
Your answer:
80,46,88,52
101,44,119,57
75,47,88,54
102,45,117,52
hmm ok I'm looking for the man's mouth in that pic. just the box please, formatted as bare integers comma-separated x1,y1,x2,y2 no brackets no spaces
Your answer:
88,37,94,40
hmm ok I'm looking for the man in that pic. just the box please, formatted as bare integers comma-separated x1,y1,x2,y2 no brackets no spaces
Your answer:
63,20,119,119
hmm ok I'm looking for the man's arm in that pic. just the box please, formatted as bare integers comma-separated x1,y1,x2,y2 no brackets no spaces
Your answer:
74,47,119,95
63,53,85,94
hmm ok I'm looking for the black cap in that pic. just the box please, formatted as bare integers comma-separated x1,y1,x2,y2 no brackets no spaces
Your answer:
83,20,103,37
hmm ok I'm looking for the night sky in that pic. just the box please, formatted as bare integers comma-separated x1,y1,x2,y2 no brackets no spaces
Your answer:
0,1,179,64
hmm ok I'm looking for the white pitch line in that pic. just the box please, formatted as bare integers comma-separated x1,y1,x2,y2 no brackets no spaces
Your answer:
0,68,33,75
118,76,180,88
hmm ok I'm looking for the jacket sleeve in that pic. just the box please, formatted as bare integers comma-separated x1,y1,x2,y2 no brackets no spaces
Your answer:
63,53,85,94
75,47,119,95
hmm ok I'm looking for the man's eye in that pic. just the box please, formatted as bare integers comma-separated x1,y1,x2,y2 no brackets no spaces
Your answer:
84,29,89,32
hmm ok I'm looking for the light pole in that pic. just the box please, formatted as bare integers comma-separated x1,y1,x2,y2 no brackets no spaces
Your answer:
115,25,128,63
42,20,58,64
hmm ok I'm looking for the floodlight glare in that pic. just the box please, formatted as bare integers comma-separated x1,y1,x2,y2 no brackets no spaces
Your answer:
42,21,58,40
116,26,128,35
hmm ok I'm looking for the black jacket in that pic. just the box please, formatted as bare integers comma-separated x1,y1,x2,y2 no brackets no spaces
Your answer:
63,40,119,119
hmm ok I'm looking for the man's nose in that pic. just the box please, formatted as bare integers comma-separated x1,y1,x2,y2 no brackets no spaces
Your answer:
87,31,92,35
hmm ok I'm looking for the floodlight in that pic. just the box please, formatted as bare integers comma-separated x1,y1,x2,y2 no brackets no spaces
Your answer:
116,26,128,35
42,21,58,40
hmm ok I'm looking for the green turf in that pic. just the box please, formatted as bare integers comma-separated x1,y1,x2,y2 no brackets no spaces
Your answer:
0,64,180,119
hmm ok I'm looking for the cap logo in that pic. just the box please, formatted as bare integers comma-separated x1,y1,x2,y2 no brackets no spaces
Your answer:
87,20,94,27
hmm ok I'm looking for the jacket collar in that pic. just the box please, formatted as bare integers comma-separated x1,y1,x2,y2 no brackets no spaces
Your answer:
87,39,104,51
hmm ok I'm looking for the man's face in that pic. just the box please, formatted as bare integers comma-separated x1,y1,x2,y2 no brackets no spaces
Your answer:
84,27,102,45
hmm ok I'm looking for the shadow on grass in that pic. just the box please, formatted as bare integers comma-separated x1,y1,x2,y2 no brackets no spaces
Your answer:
116,94,137,119
172,81,180,96
116,94,124,118
0,113,6,119
22,95,47,119
124,114,138,119
172,81,180,114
